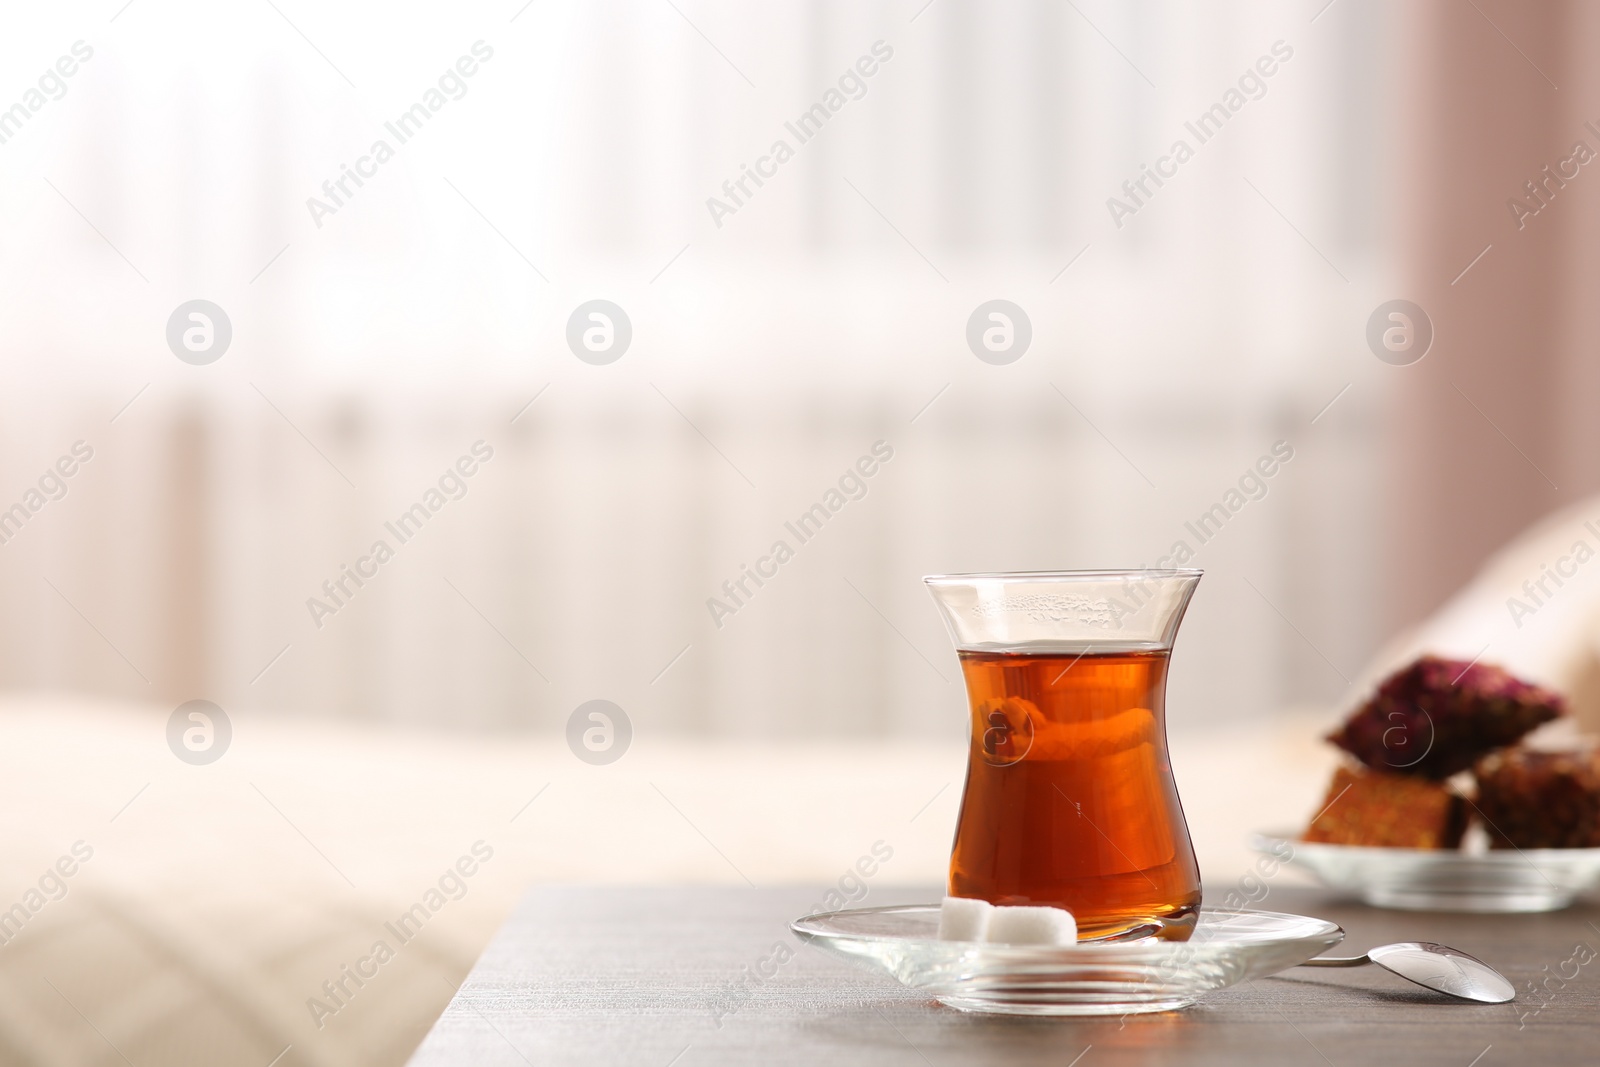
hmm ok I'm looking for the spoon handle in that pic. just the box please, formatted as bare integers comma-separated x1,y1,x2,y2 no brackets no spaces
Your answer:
1297,955,1371,968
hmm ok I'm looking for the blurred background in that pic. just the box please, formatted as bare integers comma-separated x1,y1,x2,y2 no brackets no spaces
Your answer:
3,1,1598,1064
0,0,1400,734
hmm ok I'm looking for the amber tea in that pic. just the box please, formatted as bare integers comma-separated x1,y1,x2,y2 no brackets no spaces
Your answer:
949,648,1201,939
926,570,1205,943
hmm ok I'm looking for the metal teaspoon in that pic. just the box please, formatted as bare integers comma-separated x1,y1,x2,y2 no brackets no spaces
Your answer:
1297,941,1515,1003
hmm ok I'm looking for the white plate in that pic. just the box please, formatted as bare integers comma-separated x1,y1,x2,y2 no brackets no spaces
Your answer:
790,904,1342,1016
1255,830,1600,912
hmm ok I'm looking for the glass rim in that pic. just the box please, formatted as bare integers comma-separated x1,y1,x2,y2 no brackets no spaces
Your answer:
923,568,1203,584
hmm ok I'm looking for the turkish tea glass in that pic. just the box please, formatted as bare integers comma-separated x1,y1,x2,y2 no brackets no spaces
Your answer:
926,570,1204,941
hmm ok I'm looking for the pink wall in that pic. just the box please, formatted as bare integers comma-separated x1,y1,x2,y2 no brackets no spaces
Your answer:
1392,0,1597,629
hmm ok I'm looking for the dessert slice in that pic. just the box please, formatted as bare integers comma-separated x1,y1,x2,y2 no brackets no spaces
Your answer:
1326,656,1564,779
1302,764,1467,848
1475,747,1600,849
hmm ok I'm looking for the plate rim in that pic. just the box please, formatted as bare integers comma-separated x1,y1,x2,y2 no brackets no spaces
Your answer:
790,902,1343,958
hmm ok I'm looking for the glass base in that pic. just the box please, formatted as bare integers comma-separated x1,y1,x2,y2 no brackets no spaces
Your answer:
937,994,1194,1016
1080,909,1198,943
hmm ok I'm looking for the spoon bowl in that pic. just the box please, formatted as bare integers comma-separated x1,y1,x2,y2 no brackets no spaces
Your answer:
1297,941,1515,1003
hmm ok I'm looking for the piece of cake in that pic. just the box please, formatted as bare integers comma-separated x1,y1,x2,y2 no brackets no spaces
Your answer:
1326,656,1564,779
1475,747,1600,849
1302,764,1467,848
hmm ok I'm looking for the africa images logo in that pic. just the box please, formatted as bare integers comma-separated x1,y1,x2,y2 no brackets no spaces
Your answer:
166,300,232,365
167,700,231,765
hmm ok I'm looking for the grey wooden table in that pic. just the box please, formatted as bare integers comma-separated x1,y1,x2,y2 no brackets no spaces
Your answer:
407,885,1598,1066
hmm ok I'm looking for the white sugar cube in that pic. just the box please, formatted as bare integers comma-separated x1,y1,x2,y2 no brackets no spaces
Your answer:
983,905,1078,946
937,896,994,941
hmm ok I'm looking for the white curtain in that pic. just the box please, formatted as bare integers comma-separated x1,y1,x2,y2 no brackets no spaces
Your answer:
0,0,1397,734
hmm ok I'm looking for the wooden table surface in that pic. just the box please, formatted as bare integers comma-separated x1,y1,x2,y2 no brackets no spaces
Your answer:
407,885,1599,1066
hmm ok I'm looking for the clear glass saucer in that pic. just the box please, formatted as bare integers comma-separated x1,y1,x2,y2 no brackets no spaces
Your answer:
790,904,1343,1016
1255,831,1600,912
